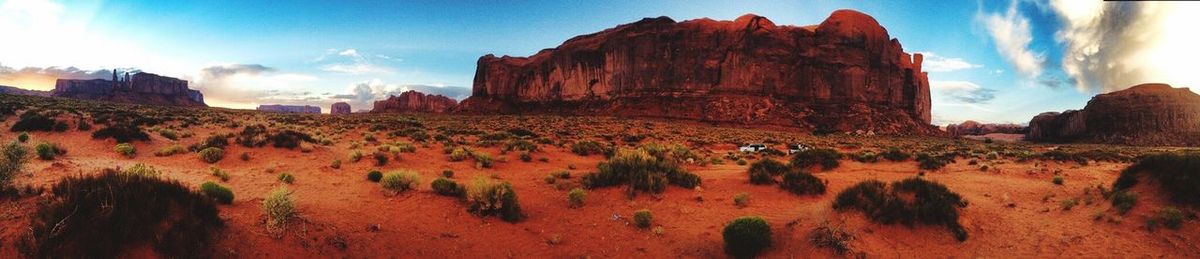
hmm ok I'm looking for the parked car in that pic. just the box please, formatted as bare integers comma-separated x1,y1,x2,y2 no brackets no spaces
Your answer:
739,144,767,153
786,144,811,154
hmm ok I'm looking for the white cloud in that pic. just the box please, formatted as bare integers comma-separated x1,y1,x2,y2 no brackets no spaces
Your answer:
978,0,1044,78
1049,1,1200,92
931,80,997,104
916,52,983,72
314,48,394,75
320,63,392,75
337,49,360,58
327,79,469,112
193,64,322,109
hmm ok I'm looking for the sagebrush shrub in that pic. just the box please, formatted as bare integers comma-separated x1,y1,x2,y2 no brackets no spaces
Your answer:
833,178,968,241
1114,152,1200,206
747,159,787,184
10,111,57,132
723,216,772,258
1112,191,1137,214
431,177,464,197
373,151,389,166
277,173,295,184
790,148,841,170
154,144,186,157
92,125,150,143
35,142,64,160
881,147,911,162
262,186,295,233
571,140,607,156
200,181,234,204
810,221,854,255
122,163,161,178
0,141,29,187
380,171,419,192
733,192,750,207
114,143,136,158
466,177,523,222
198,147,224,163
581,148,701,196
568,188,587,208
633,209,653,228
367,170,383,182
780,170,826,195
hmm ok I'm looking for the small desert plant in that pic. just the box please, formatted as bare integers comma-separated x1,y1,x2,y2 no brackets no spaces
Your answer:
200,181,234,204
330,159,341,169
114,143,136,158
465,177,524,222
567,188,587,208
10,111,57,132
380,171,420,193
269,130,314,149
0,141,30,187
92,125,150,143
810,221,854,255
1052,175,1064,185
210,167,230,181
790,148,840,170
916,152,956,170
570,140,607,156
34,142,65,160
262,186,295,233
239,152,250,161
779,169,826,195
198,147,224,163
367,170,383,182
17,132,29,142
1154,206,1184,230
581,148,701,196
442,169,454,178
449,147,469,161
833,178,969,241
349,150,363,162
1113,152,1200,206
472,152,494,168
431,177,465,197
277,173,295,184
747,159,787,184
154,144,186,157
633,209,653,228
122,163,161,178
519,151,532,162
1060,198,1078,210
733,192,750,208
723,216,772,258
852,151,879,163
881,147,911,161
1112,190,1137,214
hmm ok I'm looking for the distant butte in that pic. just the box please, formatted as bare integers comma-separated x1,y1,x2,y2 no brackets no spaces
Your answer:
1028,83,1200,146
455,10,935,135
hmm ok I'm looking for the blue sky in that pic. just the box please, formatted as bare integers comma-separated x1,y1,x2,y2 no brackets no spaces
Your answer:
1,0,1196,124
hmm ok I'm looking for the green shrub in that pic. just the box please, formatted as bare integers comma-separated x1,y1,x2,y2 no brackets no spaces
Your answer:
1052,175,1064,185
465,177,524,222
330,159,341,169
188,135,228,152
198,147,224,163
373,151,389,166
114,143,136,158
380,171,419,192
519,151,532,162
277,173,295,184
431,177,464,197
1155,206,1184,230
269,130,313,149
154,144,186,157
570,140,607,156
34,142,64,160
747,159,787,184
580,148,700,196
122,163,161,178
633,209,653,228
349,150,363,162
92,125,150,143
262,186,295,233
733,192,750,208
366,170,383,182
790,148,840,170
833,178,968,241
779,170,826,196
17,132,29,142
916,152,955,170
1112,191,1137,214
210,167,230,181
0,141,30,187
472,152,494,168
852,151,879,163
1114,152,1200,206
723,216,772,258
449,147,469,162
505,139,538,152
881,147,910,161
19,170,222,258
736,159,748,166
568,188,587,208
10,111,57,132
199,182,234,204
442,170,454,178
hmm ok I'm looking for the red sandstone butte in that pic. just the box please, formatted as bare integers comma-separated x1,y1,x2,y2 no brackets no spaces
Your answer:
371,90,458,114
1028,83,1200,146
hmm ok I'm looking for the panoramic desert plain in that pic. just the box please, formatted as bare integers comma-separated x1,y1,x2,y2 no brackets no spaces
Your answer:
2,1,1200,258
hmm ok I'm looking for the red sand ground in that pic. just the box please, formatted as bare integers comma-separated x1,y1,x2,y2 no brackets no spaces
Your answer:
2,127,1198,258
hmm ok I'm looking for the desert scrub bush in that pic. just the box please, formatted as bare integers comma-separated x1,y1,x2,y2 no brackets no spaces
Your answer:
852,151,879,163
0,141,30,187
519,151,532,162
188,134,229,152
114,143,136,158
472,152,494,168
9,110,57,132
1052,174,1064,185
1153,206,1184,230
380,171,420,193
373,151,389,166
580,148,701,196
833,178,969,241
330,159,341,169
789,148,841,170
262,186,296,234
810,221,855,255
91,124,150,143
779,170,826,196
122,163,161,178
1111,190,1137,214
505,139,539,152
723,216,772,259
733,192,750,208
154,144,186,157
269,130,314,149
366,170,383,182
18,170,223,258
198,147,224,163
916,152,956,170
568,188,587,208
200,181,234,204
348,150,363,162
633,209,653,228
34,142,65,160
1113,152,1200,206
431,177,465,197
747,159,787,184
466,177,524,222
235,124,268,147
210,167,230,181
277,172,295,184
881,147,911,161
17,132,28,142
449,147,469,161
157,128,180,140
571,140,607,156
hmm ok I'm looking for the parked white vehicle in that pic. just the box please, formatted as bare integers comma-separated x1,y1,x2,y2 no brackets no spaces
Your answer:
739,144,767,153
786,144,811,154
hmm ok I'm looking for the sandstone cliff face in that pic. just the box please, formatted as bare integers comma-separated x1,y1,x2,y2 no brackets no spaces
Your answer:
257,105,321,114
457,10,934,134
371,90,458,114
1027,83,1200,146
945,120,1027,137
331,102,352,115
51,72,205,107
